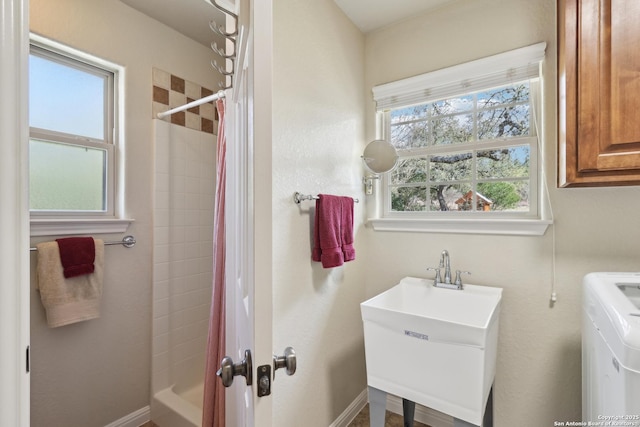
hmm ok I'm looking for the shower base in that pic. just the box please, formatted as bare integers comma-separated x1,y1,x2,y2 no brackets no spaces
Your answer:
152,383,203,427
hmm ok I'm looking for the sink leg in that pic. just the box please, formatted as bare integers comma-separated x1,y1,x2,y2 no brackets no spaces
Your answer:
367,387,387,427
453,385,494,427
483,386,493,427
402,398,415,427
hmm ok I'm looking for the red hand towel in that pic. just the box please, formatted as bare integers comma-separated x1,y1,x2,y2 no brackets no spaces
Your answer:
56,237,96,278
340,196,355,262
312,194,345,268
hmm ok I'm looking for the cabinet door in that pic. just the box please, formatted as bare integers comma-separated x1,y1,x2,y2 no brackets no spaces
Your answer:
559,0,640,186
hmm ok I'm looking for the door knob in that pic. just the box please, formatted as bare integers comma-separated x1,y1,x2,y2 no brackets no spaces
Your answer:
273,346,296,379
217,349,253,387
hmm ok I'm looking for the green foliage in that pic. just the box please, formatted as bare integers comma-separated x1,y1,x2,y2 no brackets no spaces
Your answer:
477,182,520,210
391,187,427,211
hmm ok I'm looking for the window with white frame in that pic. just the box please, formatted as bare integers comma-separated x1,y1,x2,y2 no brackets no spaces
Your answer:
29,41,118,219
372,43,547,231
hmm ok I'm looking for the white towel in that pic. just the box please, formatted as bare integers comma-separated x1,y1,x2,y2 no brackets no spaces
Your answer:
36,239,104,328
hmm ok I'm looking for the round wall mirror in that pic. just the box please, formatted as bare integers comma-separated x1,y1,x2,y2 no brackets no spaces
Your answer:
362,140,398,174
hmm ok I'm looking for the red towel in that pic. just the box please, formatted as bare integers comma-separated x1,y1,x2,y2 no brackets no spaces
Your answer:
56,237,96,278
312,194,355,268
341,196,355,262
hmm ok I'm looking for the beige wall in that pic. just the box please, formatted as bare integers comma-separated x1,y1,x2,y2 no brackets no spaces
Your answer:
271,0,368,425
29,0,217,425
364,0,640,425
26,0,640,426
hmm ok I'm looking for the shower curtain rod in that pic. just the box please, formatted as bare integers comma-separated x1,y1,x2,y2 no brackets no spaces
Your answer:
156,90,225,119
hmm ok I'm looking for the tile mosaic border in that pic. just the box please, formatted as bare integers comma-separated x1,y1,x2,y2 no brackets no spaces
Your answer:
152,68,218,134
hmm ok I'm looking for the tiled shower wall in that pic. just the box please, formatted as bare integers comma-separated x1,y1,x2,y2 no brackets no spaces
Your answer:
151,117,216,395
152,67,217,134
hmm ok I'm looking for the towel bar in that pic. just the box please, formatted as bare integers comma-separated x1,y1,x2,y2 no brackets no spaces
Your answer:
30,235,136,251
293,192,359,204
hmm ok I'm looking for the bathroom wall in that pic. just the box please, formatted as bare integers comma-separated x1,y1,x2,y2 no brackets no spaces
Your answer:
271,0,368,425
29,0,218,425
364,0,640,425
27,1,640,426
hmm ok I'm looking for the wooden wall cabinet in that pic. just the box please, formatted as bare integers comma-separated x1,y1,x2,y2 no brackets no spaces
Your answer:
558,0,640,187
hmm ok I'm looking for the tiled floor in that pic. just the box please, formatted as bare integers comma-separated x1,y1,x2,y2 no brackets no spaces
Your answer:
348,404,431,427
142,406,430,427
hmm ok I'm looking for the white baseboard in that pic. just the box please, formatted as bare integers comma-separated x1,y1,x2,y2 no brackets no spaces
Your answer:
330,388,454,427
329,389,368,427
103,406,151,427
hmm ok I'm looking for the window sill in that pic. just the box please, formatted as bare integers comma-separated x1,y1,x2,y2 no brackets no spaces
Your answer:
30,218,134,237
367,217,552,236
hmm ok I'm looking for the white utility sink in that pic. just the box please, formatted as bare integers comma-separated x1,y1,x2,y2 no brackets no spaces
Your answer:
361,276,503,425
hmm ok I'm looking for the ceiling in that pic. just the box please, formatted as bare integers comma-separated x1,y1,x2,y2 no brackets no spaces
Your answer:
120,0,226,47
121,0,459,47
333,0,458,33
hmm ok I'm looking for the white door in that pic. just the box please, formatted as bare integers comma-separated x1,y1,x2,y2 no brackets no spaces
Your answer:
0,0,30,426
223,0,275,425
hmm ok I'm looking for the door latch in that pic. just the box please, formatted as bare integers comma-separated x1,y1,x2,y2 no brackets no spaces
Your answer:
257,347,296,398
257,364,271,397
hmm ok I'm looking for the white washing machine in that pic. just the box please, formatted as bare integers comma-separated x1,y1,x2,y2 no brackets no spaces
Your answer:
583,273,640,422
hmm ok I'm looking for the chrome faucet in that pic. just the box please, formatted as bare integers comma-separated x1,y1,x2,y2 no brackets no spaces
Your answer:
441,250,452,285
427,250,470,290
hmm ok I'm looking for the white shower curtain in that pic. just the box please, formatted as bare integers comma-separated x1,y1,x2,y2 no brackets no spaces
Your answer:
202,97,227,427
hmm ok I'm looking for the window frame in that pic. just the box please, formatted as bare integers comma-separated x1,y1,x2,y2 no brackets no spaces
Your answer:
381,81,539,220
29,35,131,236
369,43,552,236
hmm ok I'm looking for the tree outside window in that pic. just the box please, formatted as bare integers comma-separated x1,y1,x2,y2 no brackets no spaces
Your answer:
387,83,534,215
